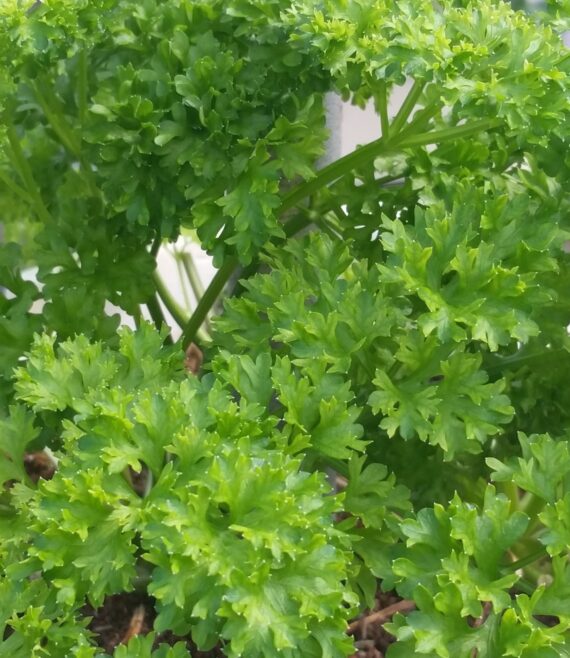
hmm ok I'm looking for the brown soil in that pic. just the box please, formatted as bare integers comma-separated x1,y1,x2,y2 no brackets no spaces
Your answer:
83,592,225,656
82,590,402,657
348,591,407,658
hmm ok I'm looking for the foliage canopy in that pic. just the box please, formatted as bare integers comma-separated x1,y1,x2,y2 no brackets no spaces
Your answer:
2,0,570,656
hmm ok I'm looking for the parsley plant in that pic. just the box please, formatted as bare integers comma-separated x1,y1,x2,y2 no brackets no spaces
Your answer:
2,1,570,656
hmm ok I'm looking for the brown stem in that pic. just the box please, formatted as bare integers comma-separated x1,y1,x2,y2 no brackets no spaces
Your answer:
470,602,493,658
119,604,145,645
347,599,416,635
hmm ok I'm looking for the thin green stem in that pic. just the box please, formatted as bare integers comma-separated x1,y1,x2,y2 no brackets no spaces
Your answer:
180,257,237,349
5,123,53,225
377,80,390,139
181,251,205,300
327,204,348,229
150,234,162,257
397,118,502,148
26,0,42,16
132,561,153,592
356,351,376,379
374,171,410,186
390,79,425,135
281,117,500,240
515,493,547,540
398,101,442,135
132,305,142,330
174,250,192,311
485,347,567,373
0,170,30,203
153,270,188,329
277,96,440,213
556,51,570,67
313,214,341,241
0,502,15,515
514,578,536,596
132,573,150,592
284,211,315,239
77,48,88,126
32,80,80,154
279,131,405,213
281,110,498,217
178,250,213,339
178,106,503,347
505,546,548,573
32,79,100,198
519,491,543,515
312,455,349,480
497,481,520,512
146,294,172,344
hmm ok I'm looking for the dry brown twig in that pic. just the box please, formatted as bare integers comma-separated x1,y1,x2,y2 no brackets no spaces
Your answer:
334,474,348,490
119,604,146,645
347,599,416,637
185,342,203,374
470,601,493,657
352,638,382,658
472,601,492,629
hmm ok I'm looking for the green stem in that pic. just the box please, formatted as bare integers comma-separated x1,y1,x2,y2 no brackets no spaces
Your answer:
519,492,547,537
146,294,172,344
178,109,502,347
174,251,192,311
282,118,499,241
355,351,376,380
32,79,100,198
497,481,520,512
132,305,142,330
277,94,440,214
32,80,81,154
398,101,441,135
180,257,237,349
374,171,410,186
284,211,315,239
279,137,385,213
153,270,188,329
556,51,570,67
390,79,425,135
280,113,499,216
505,546,548,573
279,128,411,213
397,118,502,148
377,80,390,139
77,48,88,126
26,0,42,16
314,214,341,241
0,170,30,203
150,234,162,257
485,347,566,373
514,578,536,596
132,573,150,592
519,491,546,516
175,252,211,342
5,123,53,225
181,251,205,301
0,502,15,515
132,561,153,592
321,205,347,234
312,455,349,479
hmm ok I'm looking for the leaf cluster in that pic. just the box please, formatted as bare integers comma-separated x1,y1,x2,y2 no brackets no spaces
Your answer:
2,0,570,657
